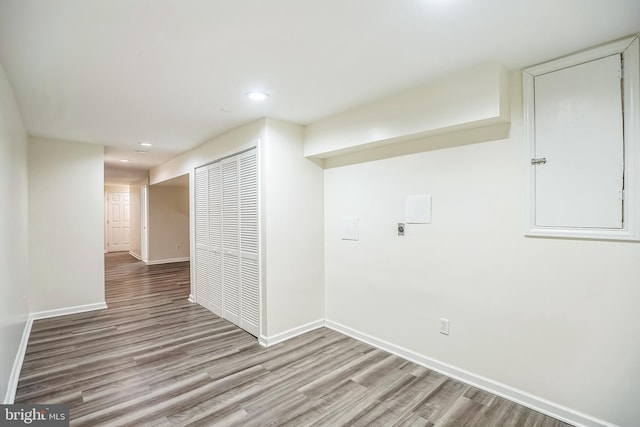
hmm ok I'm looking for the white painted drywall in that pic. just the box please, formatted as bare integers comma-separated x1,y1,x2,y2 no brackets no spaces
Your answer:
324,71,640,426
305,63,509,158
147,185,190,262
149,119,267,185
263,119,324,336
0,62,29,403
28,137,105,312
104,185,130,192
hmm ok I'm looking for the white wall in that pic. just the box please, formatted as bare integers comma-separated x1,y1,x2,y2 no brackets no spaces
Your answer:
263,119,324,336
324,71,640,427
28,137,105,312
305,63,509,158
104,185,130,192
0,62,29,403
150,119,266,185
148,184,190,262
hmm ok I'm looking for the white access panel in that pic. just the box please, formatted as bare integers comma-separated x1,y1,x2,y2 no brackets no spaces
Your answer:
533,54,624,229
406,195,432,224
341,217,359,241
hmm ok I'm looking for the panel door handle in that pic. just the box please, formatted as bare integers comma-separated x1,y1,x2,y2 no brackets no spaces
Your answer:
531,158,547,165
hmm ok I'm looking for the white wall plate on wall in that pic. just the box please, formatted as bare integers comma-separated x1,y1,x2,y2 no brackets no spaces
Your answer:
341,217,359,240
406,195,431,224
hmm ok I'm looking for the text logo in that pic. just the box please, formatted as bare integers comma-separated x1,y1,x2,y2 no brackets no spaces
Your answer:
1,405,68,426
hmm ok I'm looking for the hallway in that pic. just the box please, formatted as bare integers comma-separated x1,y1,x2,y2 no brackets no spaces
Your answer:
15,253,259,424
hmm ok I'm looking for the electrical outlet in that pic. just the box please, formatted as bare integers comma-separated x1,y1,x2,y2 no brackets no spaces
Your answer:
439,318,450,335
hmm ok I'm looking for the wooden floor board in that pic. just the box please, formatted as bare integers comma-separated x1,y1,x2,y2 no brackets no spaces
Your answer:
15,252,573,426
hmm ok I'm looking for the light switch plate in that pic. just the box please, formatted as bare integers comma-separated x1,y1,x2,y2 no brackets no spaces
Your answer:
439,318,450,335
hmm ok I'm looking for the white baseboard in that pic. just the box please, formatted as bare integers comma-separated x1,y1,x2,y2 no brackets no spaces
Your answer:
145,257,190,265
188,294,195,303
3,316,32,404
260,319,325,347
4,302,108,404
129,250,142,260
30,302,108,321
325,320,615,427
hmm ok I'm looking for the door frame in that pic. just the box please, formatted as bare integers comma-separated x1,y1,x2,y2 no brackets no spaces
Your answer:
141,185,149,262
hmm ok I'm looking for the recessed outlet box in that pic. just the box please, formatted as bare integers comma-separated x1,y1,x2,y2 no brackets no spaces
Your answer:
439,318,450,335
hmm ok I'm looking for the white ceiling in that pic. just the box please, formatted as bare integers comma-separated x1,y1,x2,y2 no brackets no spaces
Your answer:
0,0,639,183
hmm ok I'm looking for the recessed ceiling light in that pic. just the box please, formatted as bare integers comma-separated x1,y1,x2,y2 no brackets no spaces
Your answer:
139,142,152,147
120,159,130,163
245,91,269,101
135,150,147,154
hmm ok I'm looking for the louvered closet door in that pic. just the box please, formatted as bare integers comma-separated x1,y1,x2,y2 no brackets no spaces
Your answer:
193,148,259,338
194,167,210,308
208,163,223,316
238,151,259,336
221,158,241,327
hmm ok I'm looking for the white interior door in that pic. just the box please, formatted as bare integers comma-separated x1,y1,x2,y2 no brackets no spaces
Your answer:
107,192,131,252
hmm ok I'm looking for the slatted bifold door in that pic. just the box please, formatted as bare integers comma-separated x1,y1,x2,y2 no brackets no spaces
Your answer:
194,167,210,310
194,148,259,337
238,151,259,334
208,163,223,316
221,158,241,326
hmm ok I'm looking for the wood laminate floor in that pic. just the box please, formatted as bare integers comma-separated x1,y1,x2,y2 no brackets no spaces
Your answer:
16,252,572,427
